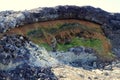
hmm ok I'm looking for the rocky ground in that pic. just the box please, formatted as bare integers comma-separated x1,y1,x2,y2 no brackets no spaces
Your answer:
0,6,120,58
0,6,120,80
0,6,120,33
0,35,58,80
0,35,120,80
52,65,120,80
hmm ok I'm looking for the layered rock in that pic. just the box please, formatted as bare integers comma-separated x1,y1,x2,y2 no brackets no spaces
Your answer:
0,6,120,32
0,34,119,80
0,34,101,79
0,6,120,57
0,35,98,69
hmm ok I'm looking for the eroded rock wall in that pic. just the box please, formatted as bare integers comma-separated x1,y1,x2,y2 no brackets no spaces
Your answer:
0,6,120,32
0,6,120,57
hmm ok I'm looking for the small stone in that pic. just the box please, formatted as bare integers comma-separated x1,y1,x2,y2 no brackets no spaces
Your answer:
59,75,66,78
88,77,92,80
104,72,109,76
104,65,112,70
79,74,84,78
94,77,98,79
20,36,24,40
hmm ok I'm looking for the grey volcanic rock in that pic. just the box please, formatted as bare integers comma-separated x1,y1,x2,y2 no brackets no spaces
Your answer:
68,46,96,55
0,6,120,57
0,6,120,32
49,48,97,70
0,35,58,80
0,34,119,79
68,47,97,69
0,35,29,67
0,34,99,79
0,63,57,80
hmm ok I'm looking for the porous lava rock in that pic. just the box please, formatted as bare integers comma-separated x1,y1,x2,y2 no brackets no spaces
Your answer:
0,6,120,57
0,35,58,80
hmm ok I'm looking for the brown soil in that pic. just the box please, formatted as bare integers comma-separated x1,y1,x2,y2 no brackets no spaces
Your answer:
2,19,102,35
0,19,113,60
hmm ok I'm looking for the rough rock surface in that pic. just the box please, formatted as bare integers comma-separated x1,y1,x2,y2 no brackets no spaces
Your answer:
49,47,97,69
0,6,120,80
0,35,58,80
0,6,120,57
0,63,57,80
52,65,120,80
0,34,98,80
0,35,98,69
0,6,120,32
0,34,120,80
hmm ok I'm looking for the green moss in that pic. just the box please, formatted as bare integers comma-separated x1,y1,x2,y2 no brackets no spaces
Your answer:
39,43,52,51
29,36,103,52
27,28,44,38
26,23,115,61
27,23,101,39
46,28,58,34
57,37,102,51
27,23,103,52
57,37,115,60
102,52,116,61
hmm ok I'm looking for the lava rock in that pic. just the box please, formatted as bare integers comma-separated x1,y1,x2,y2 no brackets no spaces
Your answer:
68,46,95,55
0,6,119,33
0,35,58,80
0,63,57,80
68,46,84,55
0,6,120,57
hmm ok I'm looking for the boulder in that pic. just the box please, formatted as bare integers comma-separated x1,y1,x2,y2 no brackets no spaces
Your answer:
0,6,120,57
0,6,119,33
0,35,58,80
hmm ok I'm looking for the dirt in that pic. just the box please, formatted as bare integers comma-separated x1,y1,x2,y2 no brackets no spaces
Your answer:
0,19,113,60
